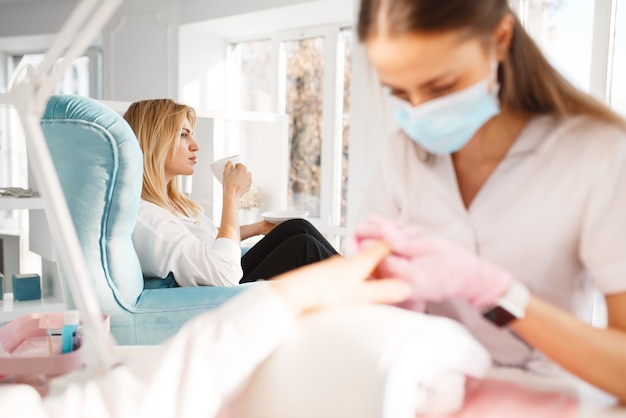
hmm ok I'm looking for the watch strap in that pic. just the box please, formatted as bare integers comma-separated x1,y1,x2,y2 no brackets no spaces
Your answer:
483,280,530,327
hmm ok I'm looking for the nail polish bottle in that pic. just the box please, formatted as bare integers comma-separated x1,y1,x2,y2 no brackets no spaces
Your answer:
61,310,80,354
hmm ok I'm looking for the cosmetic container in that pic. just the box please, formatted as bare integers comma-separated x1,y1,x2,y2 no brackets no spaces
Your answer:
61,310,80,354
12,273,41,301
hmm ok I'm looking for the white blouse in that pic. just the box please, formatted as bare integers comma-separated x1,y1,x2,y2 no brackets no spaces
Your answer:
360,114,626,367
132,200,242,287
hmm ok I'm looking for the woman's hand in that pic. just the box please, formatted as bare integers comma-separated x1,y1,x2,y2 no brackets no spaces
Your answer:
270,241,413,317
217,162,251,243
256,220,276,235
354,215,512,309
240,221,277,241
222,162,252,198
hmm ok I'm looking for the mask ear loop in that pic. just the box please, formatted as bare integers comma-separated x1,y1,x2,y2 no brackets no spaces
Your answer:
488,52,501,97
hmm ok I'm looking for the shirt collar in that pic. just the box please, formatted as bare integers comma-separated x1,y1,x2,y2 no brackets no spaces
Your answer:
506,114,557,158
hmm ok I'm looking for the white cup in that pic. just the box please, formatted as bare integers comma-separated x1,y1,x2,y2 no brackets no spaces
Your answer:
210,155,241,184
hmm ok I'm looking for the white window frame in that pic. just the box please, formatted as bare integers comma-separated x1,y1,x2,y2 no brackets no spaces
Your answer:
8,47,104,99
226,23,352,245
517,0,620,107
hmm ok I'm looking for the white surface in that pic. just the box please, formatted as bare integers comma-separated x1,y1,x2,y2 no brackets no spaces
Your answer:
103,0,178,102
181,0,352,30
109,341,622,418
0,293,64,323
0,196,44,210
262,209,309,224
233,304,491,418
209,154,241,183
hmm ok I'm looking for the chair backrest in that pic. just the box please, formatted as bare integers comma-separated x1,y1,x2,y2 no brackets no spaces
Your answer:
41,95,144,311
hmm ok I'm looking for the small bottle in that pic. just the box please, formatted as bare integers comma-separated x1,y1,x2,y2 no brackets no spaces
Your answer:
61,310,79,354
72,324,82,351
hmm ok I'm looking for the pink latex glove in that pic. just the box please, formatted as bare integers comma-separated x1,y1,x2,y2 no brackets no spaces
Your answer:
353,215,513,309
351,215,422,253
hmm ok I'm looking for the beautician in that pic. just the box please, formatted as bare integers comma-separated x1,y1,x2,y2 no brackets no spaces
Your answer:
353,0,626,403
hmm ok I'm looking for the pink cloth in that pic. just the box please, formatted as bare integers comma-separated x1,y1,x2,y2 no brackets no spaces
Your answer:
215,407,232,418
418,378,578,418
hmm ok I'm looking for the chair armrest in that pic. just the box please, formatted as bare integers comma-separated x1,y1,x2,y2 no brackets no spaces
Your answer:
233,305,491,418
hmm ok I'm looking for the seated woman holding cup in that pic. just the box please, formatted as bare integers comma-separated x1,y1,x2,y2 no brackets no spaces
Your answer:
123,99,338,287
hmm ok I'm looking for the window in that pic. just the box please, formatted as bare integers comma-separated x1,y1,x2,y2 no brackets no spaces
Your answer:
227,40,273,113
282,36,325,218
339,28,352,227
522,0,596,92
227,25,352,245
8,48,103,99
519,1,626,115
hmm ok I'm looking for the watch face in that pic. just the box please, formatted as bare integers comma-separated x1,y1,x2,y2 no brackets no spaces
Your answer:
483,306,517,327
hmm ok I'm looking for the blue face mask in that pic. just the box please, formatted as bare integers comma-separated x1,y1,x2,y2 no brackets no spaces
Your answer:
393,67,500,155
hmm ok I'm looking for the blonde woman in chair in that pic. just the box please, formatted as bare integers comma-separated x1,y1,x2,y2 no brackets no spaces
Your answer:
124,99,337,288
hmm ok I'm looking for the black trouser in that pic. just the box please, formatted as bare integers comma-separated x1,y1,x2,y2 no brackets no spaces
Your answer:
240,218,339,283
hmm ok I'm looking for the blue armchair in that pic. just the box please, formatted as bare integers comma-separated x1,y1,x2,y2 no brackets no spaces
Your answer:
41,94,248,345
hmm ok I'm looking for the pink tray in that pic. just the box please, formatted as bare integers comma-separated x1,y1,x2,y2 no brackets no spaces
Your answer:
0,312,109,377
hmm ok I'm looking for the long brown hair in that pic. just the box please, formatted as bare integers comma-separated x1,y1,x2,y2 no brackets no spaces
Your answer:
123,99,202,217
357,0,625,128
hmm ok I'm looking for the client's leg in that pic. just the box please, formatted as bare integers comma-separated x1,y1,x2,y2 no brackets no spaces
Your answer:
272,219,338,254
240,234,337,283
241,218,338,269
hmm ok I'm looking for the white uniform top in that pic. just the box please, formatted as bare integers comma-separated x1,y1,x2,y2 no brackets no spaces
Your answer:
0,285,296,418
132,200,242,287
360,114,626,367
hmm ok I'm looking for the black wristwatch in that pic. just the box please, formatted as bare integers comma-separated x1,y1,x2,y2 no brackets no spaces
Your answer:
482,280,530,327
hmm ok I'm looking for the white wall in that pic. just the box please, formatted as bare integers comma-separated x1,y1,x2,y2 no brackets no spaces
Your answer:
0,0,78,38
183,0,353,40
179,28,225,111
0,0,181,102
103,0,179,101
345,0,396,228
180,0,315,25
0,50,6,91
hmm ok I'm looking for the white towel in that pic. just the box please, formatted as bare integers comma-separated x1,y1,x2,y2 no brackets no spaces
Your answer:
233,304,491,418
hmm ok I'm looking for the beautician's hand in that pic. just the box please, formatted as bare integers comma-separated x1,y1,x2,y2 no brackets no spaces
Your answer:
352,214,422,252
353,216,512,309
222,161,252,198
270,241,413,316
